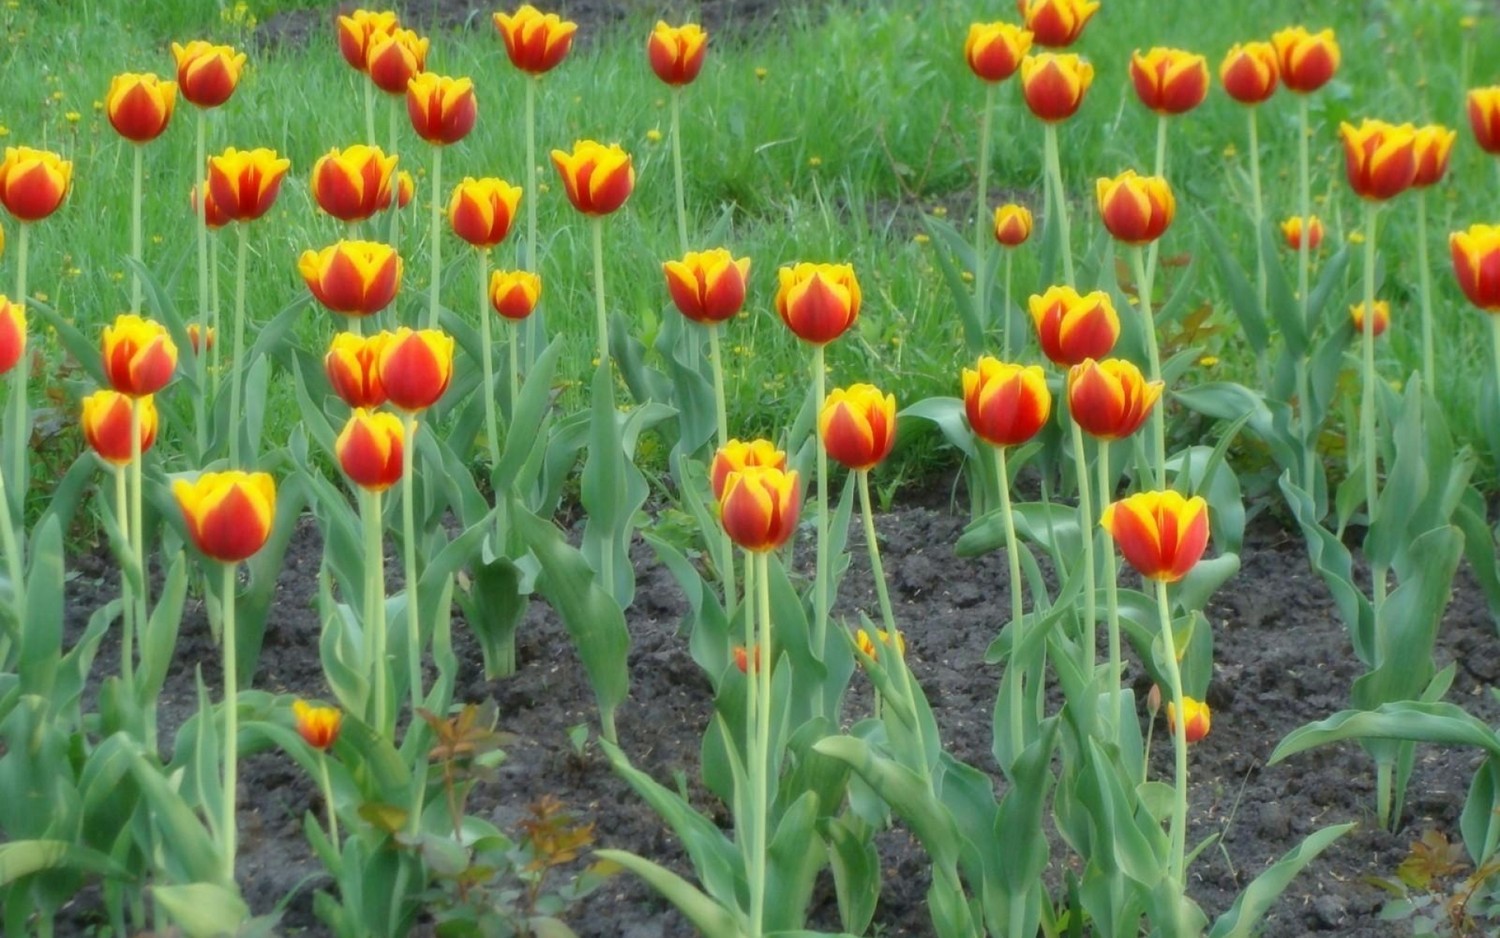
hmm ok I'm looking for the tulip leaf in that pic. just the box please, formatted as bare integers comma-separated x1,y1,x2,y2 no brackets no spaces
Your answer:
1271,701,1500,766
19,515,63,698
1454,486,1500,628
494,339,562,495
1279,472,1372,662
821,813,879,935
765,792,825,932
919,214,986,356
1208,822,1354,938
1462,758,1500,865
1352,525,1462,712
34,452,100,547
26,298,108,386
813,735,963,872
0,839,126,888
152,882,250,938
900,396,977,461
593,848,745,938
1202,218,1270,353
456,556,527,680
127,744,222,884
136,551,187,707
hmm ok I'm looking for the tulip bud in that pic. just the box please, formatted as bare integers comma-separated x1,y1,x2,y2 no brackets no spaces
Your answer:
1453,224,1500,312
551,140,634,216
0,147,72,222
299,241,403,317
1219,42,1278,105
1020,53,1094,122
1101,490,1210,583
338,9,400,73
1271,26,1339,94
711,439,786,502
1166,696,1212,743
488,270,542,321
172,471,277,563
0,296,24,377
336,408,405,492
106,72,177,143
720,465,800,553
366,28,429,95
648,21,708,86
775,262,860,345
187,323,215,354
102,314,178,397
208,147,291,223
1018,0,1099,48
311,145,399,223
1130,47,1209,115
1340,119,1418,201
1350,300,1389,338
993,204,1033,247
494,5,578,75
1029,286,1119,366
1281,215,1323,252
397,170,415,208
1067,358,1163,441
964,21,1032,82
1467,87,1500,155
376,328,454,412
325,332,388,408
1096,170,1175,244
81,390,157,465
1410,124,1457,188
820,384,896,472
293,699,343,750
663,248,750,324
733,644,760,674
449,177,522,248
171,41,247,109
962,357,1050,448
407,73,477,146
855,628,906,662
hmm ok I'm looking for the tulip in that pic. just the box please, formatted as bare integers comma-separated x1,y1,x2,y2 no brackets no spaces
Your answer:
187,324,215,354
663,249,750,324
1450,224,1500,312
299,241,402,317
366,28,428,95
1340,119,1418,201
493,5,577,75
964,21,1032,82
1100,489,1210,583
775,262,861,345
102,314,178,397
336,408,405,492
1410,124,1456,188
1020,53,1094,122
1350,300,1389,338
732,644,761,674
172,471,276,563
1281,215,1323,252
190,182,231,229
1067,358,1163,441
855,628,906,661
293,699,343,750
820,384,896,472
962,357,1050,447
171,41,247,109
1029,285,1119,366
993,204,1033,247
1166,696,1211,743
0,297,23,377
325,332,388,408
311,145,399,222
1096,170,1175,244
648,21,708,86
376,328,454,411
1219,41,1278,104
449,177,522,248
207,147,291,222
711,439,787,501
488,270,542,321
550,140,635,216
719,465,801,553
1018,0,1098,48
1130,48,1209,115
338,9,400,72
0,147,72,221
398,170,415,208
105,73,176,143
1467,87,1500,154
82,390,158,465
1271,26,1339,94
407,73,477,145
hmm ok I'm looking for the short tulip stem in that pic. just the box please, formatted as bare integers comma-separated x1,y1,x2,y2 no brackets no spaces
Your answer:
812,344,830,660
1043,123,1074,287
1154,576,1189,892
194,110,211,461
317,751,339,846
1001,249,1015,359
363,488,389,736
1069,417,1097,691
114,465,134,696
478,249,501,477
1248,107,1267,317
1360,200,1380,524
670,88,688,255
507,321,520,422
220,560,240,886
130,144,144,316
227,223,249,467
400,411,422,724
1098,449,1123,736
1130,245,1167,488
590,216,609,370
426,146,444,331
1416,189,1435,390
857,470,896,637
748,550,774,938
974,82,996,348
709,324,736,614
996,444,1026,767
129,396,148,674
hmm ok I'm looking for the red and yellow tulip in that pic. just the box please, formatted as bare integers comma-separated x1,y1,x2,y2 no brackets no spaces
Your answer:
0,147,72,221
711,439,787,501
993,204,1033,247
1218,41,1278,104
338,9,400,73
1018,0,1098,48
493,5,577,75
172,471,277,563
1166,696,1211,743
1410,124,1457,188
663,249,750,324
1281,215,1323,252
299,241,402,317
855,627,906,661
488,270,542,321
1129,48,1209,115
0,297,23,377
449,177,522,248
325,332,388,408
207,147,291,223
82,390,157,465
1067,358,1163,441
191,182,230,229
293,699,343,750
1339,119,1418,201
1467,87,1500,155
719,465,801,553
1350,300,1389,338
376,328,454,412
1271,26,1339,94
171,41,246,109
550,140,634,216
102,314,178,397
733,644,761,674
336,408,405,492
820,384,896,472
964,21,1032,82
187,323,215,354
1450,224,1500,312
366,28,428,94
407,73,477,145
311,145,398,222
1029,286,1119,366
1020,53,1094,122
775,262,861,345
962,357,1050,447
1096,170,1175,244
648,21,708,86
1100,490,1210,583
106,72,177,143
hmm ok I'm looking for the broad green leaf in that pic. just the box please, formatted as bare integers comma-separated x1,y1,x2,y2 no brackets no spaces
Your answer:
1208,823,1354,938
0,840,125,887
153,882,250,938
594,849,745,938
1271,702,1500,764
457,556,527,679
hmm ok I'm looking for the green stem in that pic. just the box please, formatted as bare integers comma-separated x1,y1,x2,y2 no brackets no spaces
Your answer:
1069,417,1097,692
11,223,27,504
401,412,421,723
507,321,520,421
1130,246,1166,487
194,110,210,461
523,76,540,363
318,751,339,845
1296,95,1316,493
1098,448,1123,737
363,76,376,146
1416,189,1435,390
1376,759,1393,832
478,250,500,476
130,144,144,315
388,96,401,257
1155,577,1189,891
114,465,133,696
426,146,443,330
0,443,25,644
227,224,248,467
1001,249,1014,359
670,88,688,254
364,489,389,736
749,551,774,938
710,325,735,614
1043,123,1074,287
812,343,829,659
1248,107,1266,317
591,217,609,369
1360,200,1379,523
1145,113,1167,291
220,561,239,886
210,233,222,399
126,399,147,701
996,445,1026,765
1491,317,1500,415
975,82,995,348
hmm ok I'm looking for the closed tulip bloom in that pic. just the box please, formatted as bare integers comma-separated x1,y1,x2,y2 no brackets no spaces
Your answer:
1467,88,1500,154
964,21,1032,82
711,438,787,501
336,408,405,491
106,73,176,143
1271,26,1339,94
190,182,231,229
993,204,1033,247
1018,0,1099,48
208,147,291,222
171,41,247,109
1166,696,1211,743
325,332,388,408
732,644,761,674
648,21,708,86
1350,300,1389,338
397,170,415,208
102,314,178,397
1029,285,1119,366
1130,48,1209,115
820,384,897,471
311,145,398,222
172,471,277,563
962,357,1051,447
663,248,750,324
550,140,634,216
1100,489,1210,583
776,262,861,345
0,297,23,377
0,147,72,221
407,73,477,145
299,241,402,317
1067,358,1163,440
1450,224,1500,312
1281,215,1323,252
187,323,215,354
1096,170,1175,244
366,28,428,95
1410,124,1457,188
338,9,400,72
855,627,906,661
449,177,522,248
82,390,158,465
1020,53,1094,122
489,270,542,321
377,328,454,411
1340,119,1418,201
1219,41,1278,104
494,5,577,75
293,699,343,750
719,465,801,553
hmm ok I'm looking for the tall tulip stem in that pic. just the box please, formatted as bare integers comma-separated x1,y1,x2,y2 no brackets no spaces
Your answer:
130,144,144,316
1155,577,1189,892
220,560,240,886
1043,123,1074,287
363,488,389,736
0,447,25,645
975,82,996,345
1248,108,1267,316
478,249,501,476
1145,114,1168,291
996,445,1026,767
1296,96,1315,490
127,398,147,699
362,77,377,146
1416,189,1435,388
748,551,774,938
426,146,443,330
210,234,222,398
400,411,422,722
1097,450,1123,736
670,89,688,254
1002,249,1015,358
507,322,520,422
388,96,402,255
812,344,830,659
194,110,210,460
1130,246,1167,487
1069,418,1097,690
591,217,609,369
1359,200,1380,523
114,465,133,695
227,224,249,467
10,223,28,507
710,325,735,613
523,77,540,364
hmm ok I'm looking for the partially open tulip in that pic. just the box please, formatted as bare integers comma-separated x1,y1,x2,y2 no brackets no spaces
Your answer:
494,5,577,75
1219,42,1278,104
293,699,343,750
1350,300,1389,338
1271,27,1339,94
1467,87,1500,154
775,262,861,345
0,147,72,221
208,147,291,223
719,465,800,553
325,332,388,408
1018,0,1098,48
550,140,634,216
338,9,400,72
336,408,405,492
820,384,897,471
376,328,454,411
171,41,246,109
488,270,542,321
172,471,277,563
366,28,428,95
102,314,178,397
1101,489,1210,583
187,323,215,354
1410,124,1457,188
1020,53,1094,122
299,241,402,317
711,439,787,501
0,297,24,376
449,177,522,248
106,73,176,143
407,73,477,145
962,357,1051,447
397,170,415,208
1450,224,1500,312
191,182,231,229
1340,119,1418,201
82,390,157,465
993,204,1033,247
1281,215,1323,252
311,145,398,222
1096,170,1175,244
663,248,750,324
855,627,906,661
1030,286,1119,366
1166,696,1212,743
1130,48,1209,115
648,21,708,86
1067,358,1163,440
964,21,1032,82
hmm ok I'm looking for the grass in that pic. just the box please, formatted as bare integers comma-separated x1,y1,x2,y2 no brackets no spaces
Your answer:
3,0,1499,502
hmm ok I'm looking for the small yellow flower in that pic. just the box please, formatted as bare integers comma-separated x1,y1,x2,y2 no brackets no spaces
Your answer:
64,111,80,124
1198,354,1219,367
49,90,63,102
913,233,930,244
151,234,164,244
932,205,948,217
1348,230,1366,244
754,66,768,80
110,271,125,282
960,270,974,283
33,291,47,302
92,100,103,112
808,156,822,167
0,126,9,137
1461,15,1478,29
1222,143,1237,158
646,128,663,143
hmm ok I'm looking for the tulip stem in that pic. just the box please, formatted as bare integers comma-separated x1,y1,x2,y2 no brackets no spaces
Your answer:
1043,123,1074,288
749,551,774,938
363,488,389,736
523,76,540,366
388,96,401,257
426,146,443,331
1130,246,1167,488
1098,449,1124,737
363,78,377,147
220,560,240,886
400,411,422,725
1155,576,1189,892
10,223,28,509
710,325,735,614
318,751,339,846
210,234,222,399
1360,200,1379,524
591,217,609,369
478,249,501,479
996,444,1026,769
812,344,830,660
227,223,248,467
508,322,520,422
670,88,688,255
130,144,144,316
1296,95,1315,492
194,110,210,462
740,546,757,882
114,465,133,696
1001,249,1014,359
0,450,24,647
974,82,995,353
1069,417,1097,695
1416,189,1435,390
1248,107,1267,319
1145,114,1167,294
1490,317,1500,412
127,398,147,703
